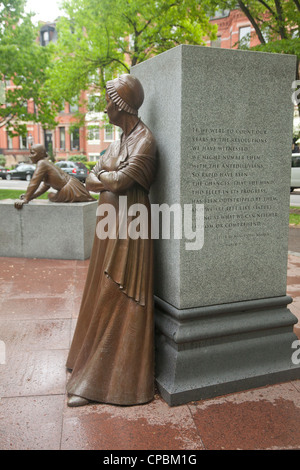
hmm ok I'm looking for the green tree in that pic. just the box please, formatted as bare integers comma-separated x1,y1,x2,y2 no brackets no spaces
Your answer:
45,0,217,122
0,154,6,166
0,0,59,136
69,154,88,162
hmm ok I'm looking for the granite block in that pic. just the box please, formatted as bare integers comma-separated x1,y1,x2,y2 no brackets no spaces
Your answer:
132,45,300,405
0,199,98,260
132,45,295,309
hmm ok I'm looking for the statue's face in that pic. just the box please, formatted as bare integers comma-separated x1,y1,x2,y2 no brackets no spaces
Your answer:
104,92,120,126
30,146,44,163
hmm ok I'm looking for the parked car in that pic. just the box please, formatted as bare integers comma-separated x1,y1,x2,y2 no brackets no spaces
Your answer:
291,153,300,192
55,161,89,182
0,166,9,179
6,164,36,181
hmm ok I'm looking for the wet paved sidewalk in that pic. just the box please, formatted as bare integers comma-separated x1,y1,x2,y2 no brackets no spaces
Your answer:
0,254,300,451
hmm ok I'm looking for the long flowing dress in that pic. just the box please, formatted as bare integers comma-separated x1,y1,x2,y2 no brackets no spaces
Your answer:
48,175,94,203
66,120,157,405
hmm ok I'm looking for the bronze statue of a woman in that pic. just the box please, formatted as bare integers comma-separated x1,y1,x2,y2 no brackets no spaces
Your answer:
66,74,157,407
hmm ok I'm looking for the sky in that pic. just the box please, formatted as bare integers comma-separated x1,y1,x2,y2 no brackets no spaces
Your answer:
24,0,63,23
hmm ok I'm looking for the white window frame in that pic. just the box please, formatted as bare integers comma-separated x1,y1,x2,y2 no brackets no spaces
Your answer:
87,124,100,143
88,153,99,162
19,135,28,149
104,124,114,142
239,25,251,47
70,127,80,150
59,127,65,150
7,133,13,149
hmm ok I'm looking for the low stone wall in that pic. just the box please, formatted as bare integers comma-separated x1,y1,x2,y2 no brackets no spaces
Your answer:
0,199,98,260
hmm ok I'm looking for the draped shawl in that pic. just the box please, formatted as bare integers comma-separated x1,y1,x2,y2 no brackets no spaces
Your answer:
94,120,157,306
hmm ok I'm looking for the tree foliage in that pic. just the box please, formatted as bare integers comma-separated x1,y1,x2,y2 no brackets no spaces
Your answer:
0,0,58,135
45,0,217,120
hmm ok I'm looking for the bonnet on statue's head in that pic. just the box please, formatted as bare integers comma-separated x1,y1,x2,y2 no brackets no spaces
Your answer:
106,74,144,116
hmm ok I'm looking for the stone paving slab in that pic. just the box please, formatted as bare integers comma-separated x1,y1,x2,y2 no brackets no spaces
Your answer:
0,255,299,451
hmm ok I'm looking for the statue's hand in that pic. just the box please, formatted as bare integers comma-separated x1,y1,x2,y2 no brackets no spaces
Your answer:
14,199,27,210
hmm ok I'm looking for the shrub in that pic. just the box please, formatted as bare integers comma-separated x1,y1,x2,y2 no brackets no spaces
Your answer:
0,155,6,167
85,161,97,171
69,154,88,162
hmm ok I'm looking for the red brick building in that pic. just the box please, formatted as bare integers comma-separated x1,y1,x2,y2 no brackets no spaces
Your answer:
207,8,261,49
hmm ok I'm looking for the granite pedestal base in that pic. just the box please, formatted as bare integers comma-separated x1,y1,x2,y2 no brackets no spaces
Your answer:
155,295,300,406
0,199,98,260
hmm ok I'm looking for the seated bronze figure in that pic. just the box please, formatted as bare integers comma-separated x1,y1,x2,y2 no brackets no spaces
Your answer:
14,144,94,209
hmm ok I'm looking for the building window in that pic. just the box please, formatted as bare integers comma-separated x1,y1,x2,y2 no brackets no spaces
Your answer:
87,94,99,113
44,130,53,153
88,153,99,162
71,128,80,150
211,36,221,48
19,136,28,149
104,124,114,141
69,101,79,113
0,82,5,105
239,26,251,47
42,30,49,46
59,127,65,150
7,133,13,149
88,125,100,142
211,9,230,19
60,100,65,113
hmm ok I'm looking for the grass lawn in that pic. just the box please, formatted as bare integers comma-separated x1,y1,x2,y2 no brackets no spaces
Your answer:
290,206,300,226
0,188,99,201
0,189,49,200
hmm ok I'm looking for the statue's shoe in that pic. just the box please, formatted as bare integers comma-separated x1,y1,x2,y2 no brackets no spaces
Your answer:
67,395,89,407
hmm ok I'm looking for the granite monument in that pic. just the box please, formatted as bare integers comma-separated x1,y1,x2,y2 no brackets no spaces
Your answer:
132,45,300,405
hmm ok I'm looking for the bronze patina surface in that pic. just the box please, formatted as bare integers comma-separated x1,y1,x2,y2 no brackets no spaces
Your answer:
66,74,157,407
